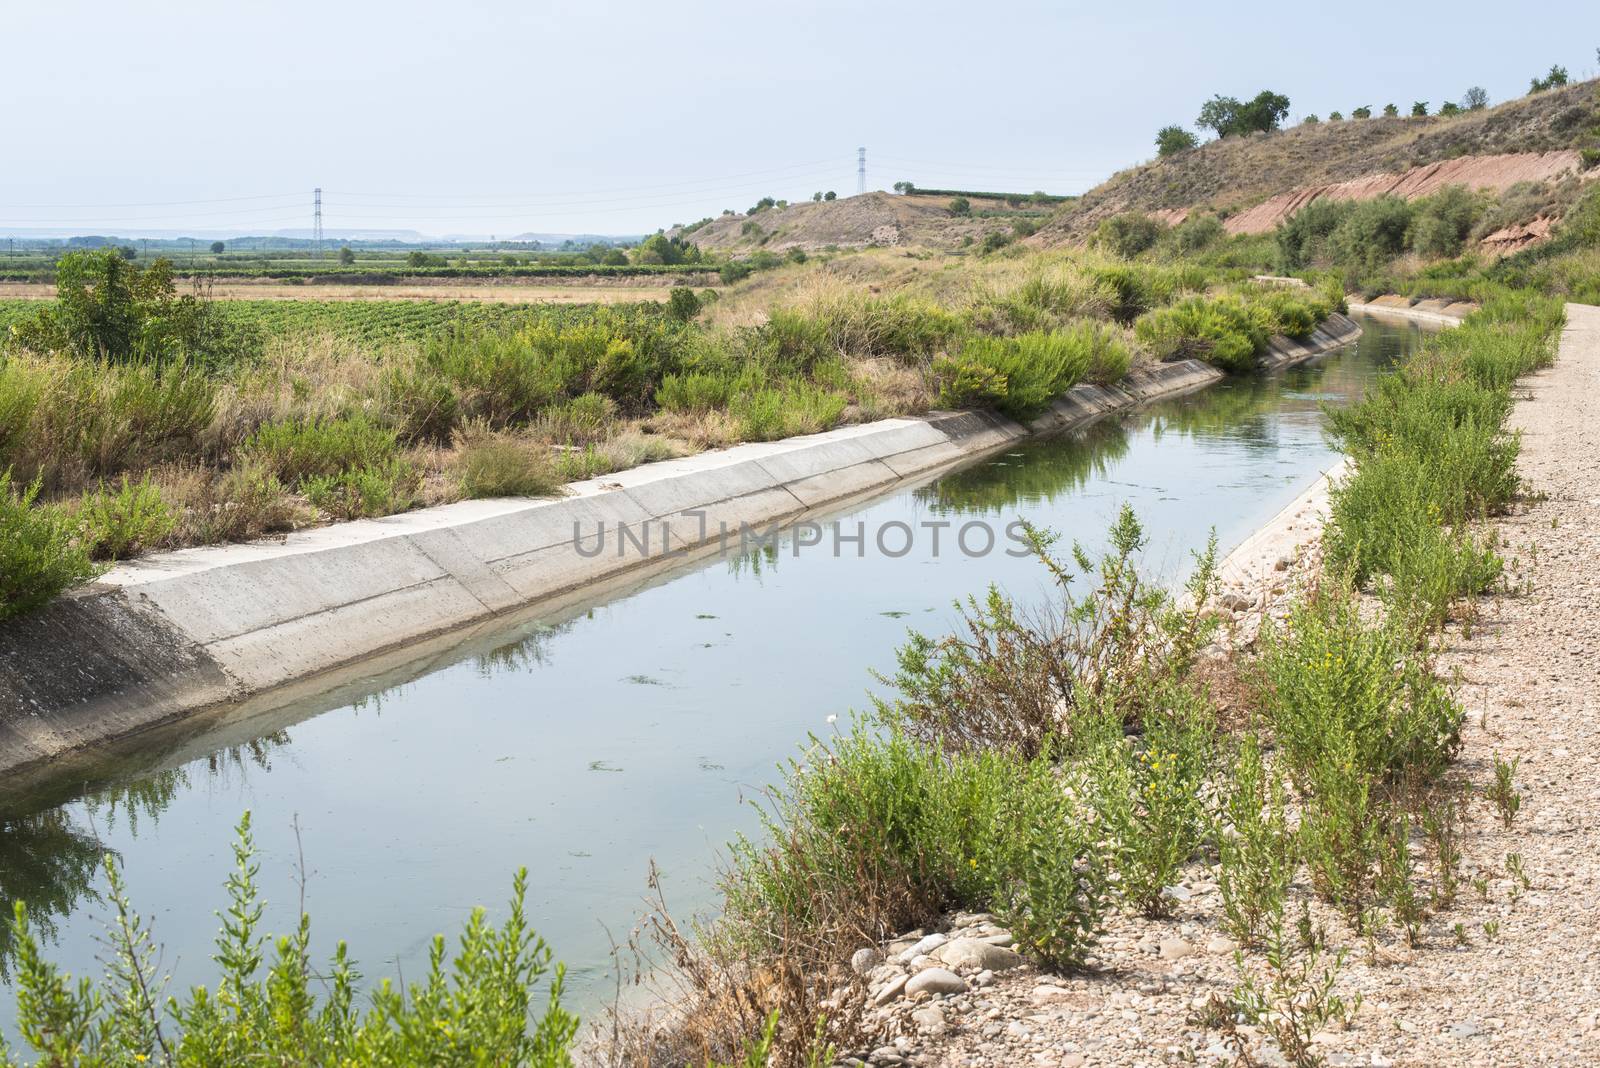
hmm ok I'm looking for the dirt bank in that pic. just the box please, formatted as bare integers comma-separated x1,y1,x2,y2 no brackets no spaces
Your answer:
1222,151,1585,235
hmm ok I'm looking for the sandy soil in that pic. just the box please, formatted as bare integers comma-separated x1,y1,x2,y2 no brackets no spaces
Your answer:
0,281,691,304
838,304,1600,1068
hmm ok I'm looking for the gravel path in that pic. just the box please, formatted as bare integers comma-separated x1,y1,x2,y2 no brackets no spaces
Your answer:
843,304,1600,1068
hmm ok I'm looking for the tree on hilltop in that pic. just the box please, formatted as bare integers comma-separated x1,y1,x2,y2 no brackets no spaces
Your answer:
1197,90,1290,138
1155,125,1199,157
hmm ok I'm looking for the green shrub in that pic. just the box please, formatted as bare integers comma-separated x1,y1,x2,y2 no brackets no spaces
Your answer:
1327,197,1415,273
656,369,739,414
1407,186,1482,259
1095,213,1166,258
878,508,1219,757
1173,213,1226,254
751,309,833,375
951,332,1092,418
732,382,848,440
1084,694,1217,916
720,727,1105,970
303,458,420,520
1134,296,1266,371
667,286,702,322
242,414,400,487
383,364,461,445
77,475,175,561
823,294,965,362
0,471,99,621
931,354,1009,410
1256,586,1463,789
455,433,563,498
1217,736,1295,946
989,754,1108,969
536,392,616,445
1061,320,1132,384
3,815,578,1065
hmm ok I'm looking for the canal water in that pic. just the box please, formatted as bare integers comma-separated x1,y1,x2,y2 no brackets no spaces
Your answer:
0,314,1428,1026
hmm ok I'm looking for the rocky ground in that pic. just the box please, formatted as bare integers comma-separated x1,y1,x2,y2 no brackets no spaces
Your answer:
830,305,1600,1068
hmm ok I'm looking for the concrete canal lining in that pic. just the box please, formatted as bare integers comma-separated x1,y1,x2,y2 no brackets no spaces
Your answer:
0,314,1359,775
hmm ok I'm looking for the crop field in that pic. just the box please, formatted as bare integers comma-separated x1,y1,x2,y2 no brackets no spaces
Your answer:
0,279,695,305
0,296,676,346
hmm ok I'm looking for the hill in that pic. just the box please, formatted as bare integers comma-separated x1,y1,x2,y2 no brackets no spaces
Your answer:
1032,79,1600,244
672,191,1057,254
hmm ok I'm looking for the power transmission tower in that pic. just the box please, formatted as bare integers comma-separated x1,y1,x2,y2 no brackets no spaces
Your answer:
313,187,323,257
857,147,866,195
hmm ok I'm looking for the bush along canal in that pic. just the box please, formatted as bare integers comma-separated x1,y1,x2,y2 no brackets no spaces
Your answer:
0,313,1431,1031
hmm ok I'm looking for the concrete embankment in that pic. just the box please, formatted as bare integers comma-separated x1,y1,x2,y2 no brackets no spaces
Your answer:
1347,296,1473,326
0,316,1359,776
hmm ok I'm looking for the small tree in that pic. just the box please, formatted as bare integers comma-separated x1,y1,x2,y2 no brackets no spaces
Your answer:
666,286,701,322
1329,111,1344,121
1411,101,1429,116
1440,101,1462,116
1302,114,1320,125
811,191,823,202
1197,95,1242,138
209,241,225,255
1383,103,1399,116
1155,125,1199,157
1199,90,1290,137
823,190,837,201
1351,105,1372,119
893,181,914,194
948,196,971,216
1462,85,1489,111
1529,65,1570,93
337,246,356,265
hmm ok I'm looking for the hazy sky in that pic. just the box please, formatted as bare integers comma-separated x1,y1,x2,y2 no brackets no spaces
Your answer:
4,0,1595,238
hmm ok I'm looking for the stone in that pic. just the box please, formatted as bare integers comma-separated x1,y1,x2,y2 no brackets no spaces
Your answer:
1159,937,1196,961
905,967,966,997
1032,984,1076,1004
1447,1020,1482,1039
872,974,908,1006
911,1006,947,1034
935,938,1024,973
897,932,948,962
1206,934,1239,954
852,947,884,976
1220,592,1253,612
867,1045,903,1065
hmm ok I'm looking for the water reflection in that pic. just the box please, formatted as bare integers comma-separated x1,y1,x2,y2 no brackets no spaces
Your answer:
0,736,286,977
